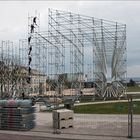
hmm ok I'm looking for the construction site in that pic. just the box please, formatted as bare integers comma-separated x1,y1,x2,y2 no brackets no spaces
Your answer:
0,9,140,140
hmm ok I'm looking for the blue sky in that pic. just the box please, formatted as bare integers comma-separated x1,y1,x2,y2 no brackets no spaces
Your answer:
0,1,140,77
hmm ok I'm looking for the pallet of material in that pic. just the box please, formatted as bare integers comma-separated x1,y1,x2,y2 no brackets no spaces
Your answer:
0,121,35,131
0,107,35,114
52,109,74,129
0,100,33,108
1,114,35,122
53,109,73,121
0,99,36,131
53,119,73,129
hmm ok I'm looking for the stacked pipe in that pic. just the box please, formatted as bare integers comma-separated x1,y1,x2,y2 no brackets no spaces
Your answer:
53,109,74,129
0,100,35,130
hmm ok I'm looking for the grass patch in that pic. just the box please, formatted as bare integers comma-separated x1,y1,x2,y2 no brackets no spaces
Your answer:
74,101,140,114
127,86,140,92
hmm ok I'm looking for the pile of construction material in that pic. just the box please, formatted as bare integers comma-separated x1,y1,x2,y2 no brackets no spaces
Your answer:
53,109,73,129
0,99,35,131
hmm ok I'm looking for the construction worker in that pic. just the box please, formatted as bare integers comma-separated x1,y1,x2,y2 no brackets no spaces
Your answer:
80,91,83,96
27,77,31,84
22,92,25,100
30,24,35,33
28,55,32,65
28,66,31,74
33,17,37,25
28,36,31,44
28,45,32,55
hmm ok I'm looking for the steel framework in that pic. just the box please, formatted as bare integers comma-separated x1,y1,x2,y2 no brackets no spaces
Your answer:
0,9,126,101
93,20,126,99
48,9,126,100
48,9,85,101
0,40,22,99
27,12,48,96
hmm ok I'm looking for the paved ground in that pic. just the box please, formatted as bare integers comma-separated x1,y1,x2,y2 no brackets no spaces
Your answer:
34,113,140,137
0,112,140,140
0,129,140,140
0,133,66,140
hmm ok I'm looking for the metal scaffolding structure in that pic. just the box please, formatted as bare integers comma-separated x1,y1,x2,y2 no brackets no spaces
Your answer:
48,9,85,101
0,12,48,99
0,9,126,101
28,12,40,95
0,8,131,138
27,12,48,96
47,9,126,100
18,36,48,97
0,40,21,99
18,39,29,95
93,20,126,100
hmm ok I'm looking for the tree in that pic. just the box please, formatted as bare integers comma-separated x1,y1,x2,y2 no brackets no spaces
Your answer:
129,78,136,86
